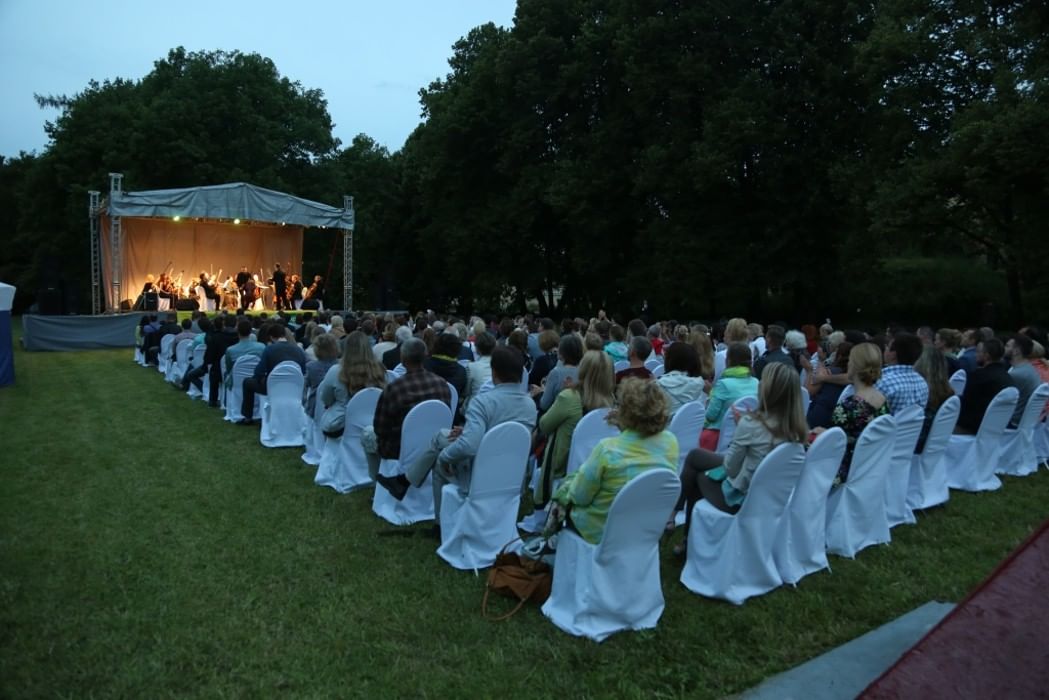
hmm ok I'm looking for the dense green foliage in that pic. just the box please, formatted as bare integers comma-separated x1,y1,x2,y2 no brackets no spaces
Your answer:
2,329,1048,698
2,1,1047,325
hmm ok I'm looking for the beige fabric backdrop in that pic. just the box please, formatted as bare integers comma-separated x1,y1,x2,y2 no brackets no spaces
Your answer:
101,217,303,309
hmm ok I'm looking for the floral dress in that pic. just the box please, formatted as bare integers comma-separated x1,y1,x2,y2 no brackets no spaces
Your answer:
831,394,890,484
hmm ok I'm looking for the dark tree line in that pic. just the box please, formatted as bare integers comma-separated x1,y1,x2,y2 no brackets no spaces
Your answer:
1,1,1046,326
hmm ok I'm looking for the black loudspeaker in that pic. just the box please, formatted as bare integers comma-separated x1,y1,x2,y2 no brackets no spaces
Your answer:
120,299,133,311
301,299,320,310
143,292,159,311
176,298,200,311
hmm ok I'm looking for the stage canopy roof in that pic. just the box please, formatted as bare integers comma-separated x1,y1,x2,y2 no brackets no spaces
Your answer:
106,182,354,230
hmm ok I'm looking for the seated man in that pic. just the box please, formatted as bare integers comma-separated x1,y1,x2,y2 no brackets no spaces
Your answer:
376,346,537,535
145,313,181,365
615,336,653,384
752,325,792,379
237,323,307,425
876,332,929,414
956,337,1014,434
1006,334,1041,428
361,337,452,479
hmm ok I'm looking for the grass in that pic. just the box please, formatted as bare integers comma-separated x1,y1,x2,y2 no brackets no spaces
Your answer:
1,323,1047,698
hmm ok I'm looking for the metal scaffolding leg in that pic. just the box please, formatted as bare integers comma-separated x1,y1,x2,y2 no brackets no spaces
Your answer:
108,173,124,312
342,195,355,312
88,190,101,315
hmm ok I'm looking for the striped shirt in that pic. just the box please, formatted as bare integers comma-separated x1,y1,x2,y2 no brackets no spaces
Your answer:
555,429,678,544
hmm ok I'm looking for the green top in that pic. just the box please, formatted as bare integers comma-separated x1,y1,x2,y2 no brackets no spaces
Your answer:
704,365,759,428
537,388,584,488
554,429,678,544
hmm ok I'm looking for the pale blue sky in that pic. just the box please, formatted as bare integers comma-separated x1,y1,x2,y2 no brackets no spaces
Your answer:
0,0,517,158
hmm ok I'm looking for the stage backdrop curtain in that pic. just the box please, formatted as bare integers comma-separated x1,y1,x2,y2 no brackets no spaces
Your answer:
101,217,303,308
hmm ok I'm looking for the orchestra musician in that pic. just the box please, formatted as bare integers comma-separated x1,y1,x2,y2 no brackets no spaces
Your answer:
235,266,251,289
289,274,304,310
301,275,324,310
157,272,176,304
272,263,288,311
241,275,258,310
198,272,221,307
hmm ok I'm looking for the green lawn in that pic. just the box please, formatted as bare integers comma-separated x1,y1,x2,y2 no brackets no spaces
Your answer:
1,332,1047,698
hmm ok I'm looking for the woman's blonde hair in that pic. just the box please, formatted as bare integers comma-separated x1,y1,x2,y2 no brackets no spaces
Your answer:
614,377,669,436
577,350,615,412
914,346,953,412
690,332,715,380
311,332,339,362
848,342,883,385
756,363,809,443
584,332,604,351
338,330,387,394
674,324,690,342
725,317,749,343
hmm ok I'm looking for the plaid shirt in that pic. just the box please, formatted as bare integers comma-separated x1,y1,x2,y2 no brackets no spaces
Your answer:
876,364,929,415
374,368,451,459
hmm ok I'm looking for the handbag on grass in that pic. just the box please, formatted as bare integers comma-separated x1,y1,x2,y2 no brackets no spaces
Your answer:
482,539,553,621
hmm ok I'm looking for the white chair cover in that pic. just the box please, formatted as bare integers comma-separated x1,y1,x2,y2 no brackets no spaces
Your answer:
167,339,193,384
1035,417,1049,466
437,422,532,570
713,349,727,383
825,414,897,558
542,469,680,641
315,388,381,493
715,396,759,453
157,335,176,374
774,429,846,585
997,383,1049,477
372,400,451,525
260,361,306,448
134,327,145,365
680,443,806,604
613,360,630,373
836,383,856,405
300,388,324,466
651,365,665,378
520,367,529,393
667,401,705,473
447,382,458,422
566,409,618,475
948,369,967,397
800,386,810,416
907,396,960,510
186,345,206,399
644,358,661,372
224,354,260,422
884,404,925,528
945,387,1018,492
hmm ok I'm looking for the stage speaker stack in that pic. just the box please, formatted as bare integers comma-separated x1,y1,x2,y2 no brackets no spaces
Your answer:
176,298,200,311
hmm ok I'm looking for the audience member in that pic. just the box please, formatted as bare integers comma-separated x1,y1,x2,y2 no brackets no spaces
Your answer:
657,341,706,416
304,333,339,419
604,325,628,364
238,324,308,425
955,337,1015,435
318,330,386,438
539,334,584,412
382,325,414,371
615,337,653,383
806,342,853,429
528,329,560,388
876,332,929,414
700,342,759,450
913,346,954,452
373,323,398,362
425,332,469,405
752,325,792,379
934,328,963,374
1006,334,1041,428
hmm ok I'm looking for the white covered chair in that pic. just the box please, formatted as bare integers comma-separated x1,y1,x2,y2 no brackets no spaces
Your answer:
644,358,661,372
713,349,727,383
260,361,306,448
907,396,961,510
157,334,176,374
715,396,759,453
195,285,216,312
566,408,618,474
948,369,967,397
997,383,1049,477
680,443,806,605
542,469,680,641
1035,417,1049,468
884,404,925,528
613,360,630,373
825,414,897,558
224,354,261,422
836,383,856,405
186,345,206,399
437,421,532,570
166,339,193,384
447,382,458,421
651,365,665,378
774,428,846,585
800,386,811,416
945,387,1018,492
315,388,381,493
667,400,705,473
372,400,451,526
300,389,324,466
134,326,145,365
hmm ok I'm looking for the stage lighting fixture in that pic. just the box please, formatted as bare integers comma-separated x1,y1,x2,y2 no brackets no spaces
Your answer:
172,215,181,222
233,218,241,225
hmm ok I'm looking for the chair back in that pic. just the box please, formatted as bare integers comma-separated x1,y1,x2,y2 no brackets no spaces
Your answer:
190,344,205,369
1015,383,1049,432
399,400,453,464
596,469,680,565
885,404,924,527
948,369,967,397
651,365,665,378
713,349,727,383
907,396,960,510
447,382,459,423
800,386,811,416
847,414,898,486
613,360,630,373
644,358,661,372
345,387,382,437
520,368,529,393
716,396,758,453
836,383,855,405
919,396,960,464
567,408,618,474
267,361,304,395
667,401,705,471
975,387,1019,441
469,422,531,495
734,443,807,525
158,334,176,371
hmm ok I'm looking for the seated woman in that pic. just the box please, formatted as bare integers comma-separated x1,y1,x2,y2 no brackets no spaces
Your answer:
699,342,759,450
806,342,853,429
318,330,386,438
528,329,560,389
674,363,809,556
304,333,339,419
533,350,616,508
425,332,469,404
657,341,707,416
813,342,888,484
538,333,584,412
549,378,678,545
913,345,954,452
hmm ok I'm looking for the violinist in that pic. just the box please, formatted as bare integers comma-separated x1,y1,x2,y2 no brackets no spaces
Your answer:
301,275,324,310
198,272,221,306
157,272,176,305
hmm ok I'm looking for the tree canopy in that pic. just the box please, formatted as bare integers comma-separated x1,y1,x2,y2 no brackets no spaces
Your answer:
2,4,1046,326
